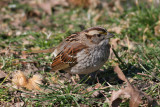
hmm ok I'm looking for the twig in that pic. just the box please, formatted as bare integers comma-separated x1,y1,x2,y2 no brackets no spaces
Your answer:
137,73,152,78
112,48,127,68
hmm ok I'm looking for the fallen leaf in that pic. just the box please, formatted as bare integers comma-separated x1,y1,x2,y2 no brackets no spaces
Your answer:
86,87,93,92
93,10,103,22
110,38,120,49
31,47,41,51
37,0,69,15
15,102,24,107
38,2,52,15
154,21,160,36
0,71,7,79
67,0,100,8
115,0,124,13
67,0,90,8
108,26,122,34
113,66,126,82
51,0,69,7
94,83,102,89
110,37,137,51
52,76,59,84
110,65,158,107
111,66,142,107
12,71,43,90
91,91,100,98
12,71,28,87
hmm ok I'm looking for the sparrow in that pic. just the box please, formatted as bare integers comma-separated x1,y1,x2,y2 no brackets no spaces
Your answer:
51,27,114,74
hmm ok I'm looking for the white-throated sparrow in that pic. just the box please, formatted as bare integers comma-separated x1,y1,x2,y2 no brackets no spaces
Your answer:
51,27,114,74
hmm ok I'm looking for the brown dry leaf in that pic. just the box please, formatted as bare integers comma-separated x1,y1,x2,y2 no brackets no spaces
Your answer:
0,0,10,7
51,76,59,84
12,71,43,90
67,0,100,8
50,0,69,7
58,79,65,84
38,2,52,15
111,66,142,107
110,66,157,107
86,87,93,92
0,71,7,79
115,0,124,13
108,26,122,34
31,47,41,51
27,74,43,90
154,25,160,35
12,71,28,87
94,83,102,89
86,86,100,98
15,102,24,107
123,37,137,50
22,38,31,45
80,86,92,94
113,66,127,82
110,38,120,49
110,37,137,51
125,36,137,50
91,91,100,98
25,8,41,18
111,90,126,105
93,10,104,22
75,74,80,81
20,54,28,59
82,84,103,98
0,48,10,54
108,0,124,13
0,64,2,69
67,0,90,8
37,0,69,15
154,20,160,36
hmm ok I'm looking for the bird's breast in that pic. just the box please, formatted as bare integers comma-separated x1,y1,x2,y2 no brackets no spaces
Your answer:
69,44,110,74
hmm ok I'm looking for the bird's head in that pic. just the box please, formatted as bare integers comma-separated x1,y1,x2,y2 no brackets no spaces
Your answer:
84,27,114,44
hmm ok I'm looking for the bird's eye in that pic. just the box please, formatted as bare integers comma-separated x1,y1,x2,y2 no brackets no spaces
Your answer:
97,34,101,37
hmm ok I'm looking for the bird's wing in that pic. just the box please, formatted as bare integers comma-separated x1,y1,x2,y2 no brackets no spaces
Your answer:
51,42,88,71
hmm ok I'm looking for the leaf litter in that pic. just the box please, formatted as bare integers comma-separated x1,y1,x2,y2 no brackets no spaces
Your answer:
0,0,159,106
111,65,159,107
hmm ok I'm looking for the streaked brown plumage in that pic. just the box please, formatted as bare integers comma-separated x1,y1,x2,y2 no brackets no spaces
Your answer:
51,27,114,74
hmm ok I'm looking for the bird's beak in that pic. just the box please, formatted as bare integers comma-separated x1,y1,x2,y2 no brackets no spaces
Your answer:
106,32,115,39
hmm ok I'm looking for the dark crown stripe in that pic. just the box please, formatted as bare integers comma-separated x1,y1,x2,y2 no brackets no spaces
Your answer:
84,27,107,33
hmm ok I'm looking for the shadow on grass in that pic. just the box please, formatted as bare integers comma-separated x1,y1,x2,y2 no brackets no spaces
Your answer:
78,64,146,86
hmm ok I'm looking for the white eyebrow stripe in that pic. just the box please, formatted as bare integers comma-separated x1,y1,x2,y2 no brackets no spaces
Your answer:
87,30,102,35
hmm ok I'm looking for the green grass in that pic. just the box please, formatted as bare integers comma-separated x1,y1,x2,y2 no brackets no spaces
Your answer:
0,0,160,106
